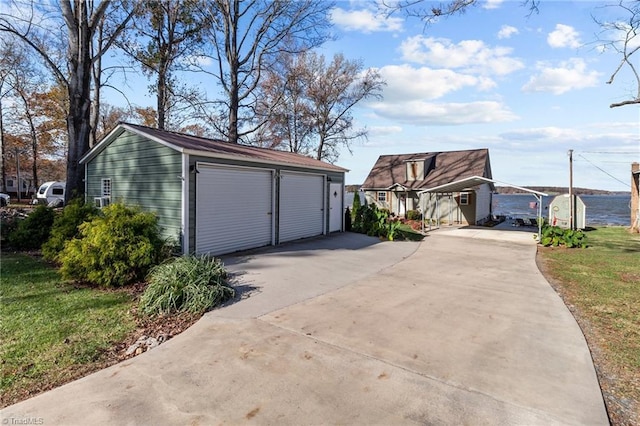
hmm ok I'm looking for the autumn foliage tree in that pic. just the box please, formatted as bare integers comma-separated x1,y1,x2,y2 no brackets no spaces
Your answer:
0,1,136,201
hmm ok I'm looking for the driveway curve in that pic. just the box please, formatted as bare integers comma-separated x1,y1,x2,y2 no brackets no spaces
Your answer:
0,232,607,425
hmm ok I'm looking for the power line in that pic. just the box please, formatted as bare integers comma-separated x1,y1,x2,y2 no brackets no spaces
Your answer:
577,154,631,188
581,151,640,155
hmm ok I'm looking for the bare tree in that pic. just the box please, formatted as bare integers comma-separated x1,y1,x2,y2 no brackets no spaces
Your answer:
200,0,333,143
0,1,135,201
381,0,539,24
255,51,385,162
596,1,640,108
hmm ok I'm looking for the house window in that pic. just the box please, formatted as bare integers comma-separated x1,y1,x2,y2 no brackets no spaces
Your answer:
406,161,424,181
460,192,469,205
101,178,112,198
377,191,387,202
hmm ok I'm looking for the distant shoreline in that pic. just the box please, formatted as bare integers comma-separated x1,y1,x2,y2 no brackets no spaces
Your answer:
345,184,630,196
494,186,630,196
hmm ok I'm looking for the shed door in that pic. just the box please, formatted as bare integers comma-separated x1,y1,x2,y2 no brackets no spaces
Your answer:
279,172,324,243
196,164,273,255
329,182,342,232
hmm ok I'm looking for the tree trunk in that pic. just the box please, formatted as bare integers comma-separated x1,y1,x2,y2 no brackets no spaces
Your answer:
0,99,5,192
64,2,93,202
228,82,238,143
157,58,167,129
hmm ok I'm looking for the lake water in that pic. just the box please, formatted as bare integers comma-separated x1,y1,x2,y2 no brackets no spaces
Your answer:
493,194,632,226
345,192,633,226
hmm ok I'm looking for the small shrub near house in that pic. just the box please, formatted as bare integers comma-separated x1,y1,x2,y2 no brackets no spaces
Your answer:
6,205,55,250
42,198,100,262
58,203,169,287
139,255,235,315
406,209,421,220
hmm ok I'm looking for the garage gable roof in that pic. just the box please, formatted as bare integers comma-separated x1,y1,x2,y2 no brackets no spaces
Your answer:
80,123,348,173
361,149,491,191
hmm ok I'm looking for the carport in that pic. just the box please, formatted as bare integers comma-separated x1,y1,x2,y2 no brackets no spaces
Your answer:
418,176,548,240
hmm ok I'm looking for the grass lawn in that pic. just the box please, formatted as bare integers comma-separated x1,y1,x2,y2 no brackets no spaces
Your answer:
0,253,137,407
537,227,640,425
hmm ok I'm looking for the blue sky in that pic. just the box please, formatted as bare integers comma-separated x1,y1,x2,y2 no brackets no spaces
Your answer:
320,0,639,191
102,0,639,191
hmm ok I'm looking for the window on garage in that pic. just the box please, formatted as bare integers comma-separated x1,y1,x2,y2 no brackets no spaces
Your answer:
377,191,386,202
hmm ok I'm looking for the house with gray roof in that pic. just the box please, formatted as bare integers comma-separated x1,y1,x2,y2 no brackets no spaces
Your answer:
361,148,494,225
80,123,347,256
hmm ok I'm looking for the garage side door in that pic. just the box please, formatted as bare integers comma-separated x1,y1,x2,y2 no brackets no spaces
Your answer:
279,172,324,243
196,165,273,255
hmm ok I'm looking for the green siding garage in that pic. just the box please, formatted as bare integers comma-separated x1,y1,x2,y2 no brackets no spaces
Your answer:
80,123,347,256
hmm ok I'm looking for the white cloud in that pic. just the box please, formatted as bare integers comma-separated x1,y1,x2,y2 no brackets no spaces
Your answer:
330,7,403,33
522,58,601,94
497,25,519,39
376,64,495,102
367,125,403,137
483,0,505,9
500,127,581,141
547,24,581,49
368,100,518,125
399,36,524,75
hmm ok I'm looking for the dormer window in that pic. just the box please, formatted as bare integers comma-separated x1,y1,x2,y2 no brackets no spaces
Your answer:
406,161,424,181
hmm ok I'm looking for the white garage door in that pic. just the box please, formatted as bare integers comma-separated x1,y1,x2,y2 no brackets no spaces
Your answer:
279,172,325,243
196,164,273,255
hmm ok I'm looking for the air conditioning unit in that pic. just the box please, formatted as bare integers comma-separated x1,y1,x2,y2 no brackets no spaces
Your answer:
94,197,110,208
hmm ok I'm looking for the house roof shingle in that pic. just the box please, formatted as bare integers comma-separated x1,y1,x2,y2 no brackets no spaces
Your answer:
361,149,491,190
81,122,348,173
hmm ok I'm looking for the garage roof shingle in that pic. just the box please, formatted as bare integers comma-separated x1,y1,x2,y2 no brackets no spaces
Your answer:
81,122,348,173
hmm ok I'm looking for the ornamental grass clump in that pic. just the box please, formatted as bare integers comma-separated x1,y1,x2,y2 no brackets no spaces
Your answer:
139,255,235,316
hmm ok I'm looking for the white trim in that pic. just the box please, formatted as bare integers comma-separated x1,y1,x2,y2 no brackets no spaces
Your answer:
186,149,345,173
181,154,189,255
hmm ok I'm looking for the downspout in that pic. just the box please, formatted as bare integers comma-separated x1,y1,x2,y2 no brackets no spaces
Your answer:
181,154,190,255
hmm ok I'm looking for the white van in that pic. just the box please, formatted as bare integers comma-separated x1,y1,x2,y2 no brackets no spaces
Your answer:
36,181,65,206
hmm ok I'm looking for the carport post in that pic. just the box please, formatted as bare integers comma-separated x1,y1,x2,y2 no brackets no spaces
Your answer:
536,194,543,242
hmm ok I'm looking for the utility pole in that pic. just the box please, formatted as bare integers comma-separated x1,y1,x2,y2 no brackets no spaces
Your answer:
568,149,574,231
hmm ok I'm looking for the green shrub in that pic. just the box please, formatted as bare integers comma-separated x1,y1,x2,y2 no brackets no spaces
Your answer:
406,210,421,220
42,198,100,262
58,203,168,287
351,191,362,222
139,255,234,315
538,224,588,248
6,205,55,250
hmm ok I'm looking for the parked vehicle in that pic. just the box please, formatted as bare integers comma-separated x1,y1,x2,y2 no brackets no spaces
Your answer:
0,193,9,207
36,181,65,207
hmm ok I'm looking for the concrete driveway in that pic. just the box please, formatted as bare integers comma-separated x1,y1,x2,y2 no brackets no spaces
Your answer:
1,232,608,425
